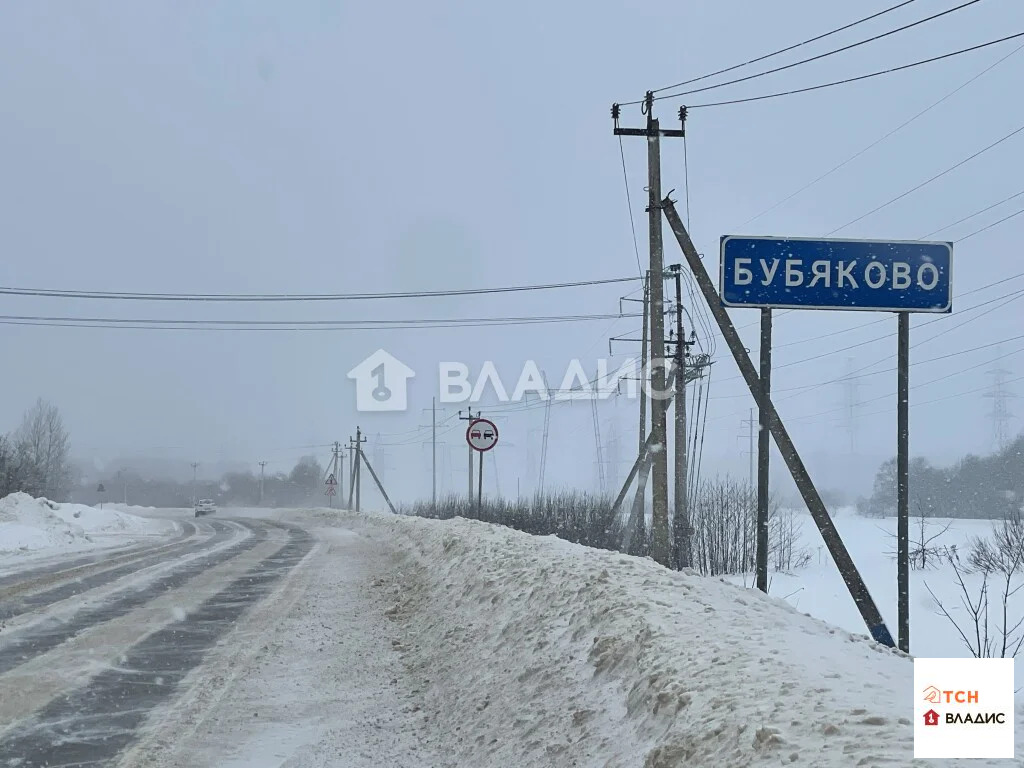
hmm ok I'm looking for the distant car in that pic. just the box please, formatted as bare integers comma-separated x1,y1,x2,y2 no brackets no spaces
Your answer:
194,499,217,517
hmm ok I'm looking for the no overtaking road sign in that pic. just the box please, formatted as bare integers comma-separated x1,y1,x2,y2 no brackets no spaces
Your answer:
720,236,952,313
466,418,498,452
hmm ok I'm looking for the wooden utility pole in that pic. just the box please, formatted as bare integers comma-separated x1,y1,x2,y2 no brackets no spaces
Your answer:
639,273,650,456
458,408,479,505
337,447,345,509
670,264,691,569
329,442,341,509
347,440,357,509
258,460,267,505
349,429,366,512
613,93,685,567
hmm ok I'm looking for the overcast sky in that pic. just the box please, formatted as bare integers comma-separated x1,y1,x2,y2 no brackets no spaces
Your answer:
1,1,1022,502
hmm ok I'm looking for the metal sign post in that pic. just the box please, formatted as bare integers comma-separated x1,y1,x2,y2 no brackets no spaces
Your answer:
466,418,499,514
662,198,956,648
718,233,951,653
325,472,338,508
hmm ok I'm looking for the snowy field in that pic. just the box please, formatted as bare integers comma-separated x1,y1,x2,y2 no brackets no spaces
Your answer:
0,492,177,565
722,508,1024,692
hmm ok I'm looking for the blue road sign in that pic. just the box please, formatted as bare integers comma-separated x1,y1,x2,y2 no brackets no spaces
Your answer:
720,236,952,313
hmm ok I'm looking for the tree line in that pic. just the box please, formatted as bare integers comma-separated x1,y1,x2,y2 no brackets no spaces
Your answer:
0,397,325,508
861,433,1024,519
0,398,72,500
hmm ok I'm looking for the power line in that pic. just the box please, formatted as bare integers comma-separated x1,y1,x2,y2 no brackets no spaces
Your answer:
0,315,638,333
957,206,1024,243
825,120,1024,235
787,370,1024,425
770,272,1024,351
712,272,1024,374
740,42,1024,227
708,283,1024,399
0,312,638,327
0,275,639,303
775,289,1024,372
617,135,645,278
920,187,1024,239
708,334,1024,425
657,0,982,101
711,334,1024,404
639,0,920,99
682,31,1024,109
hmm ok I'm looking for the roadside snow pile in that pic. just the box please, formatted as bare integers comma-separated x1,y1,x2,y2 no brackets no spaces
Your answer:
0,493,175,553
343,510,1019,768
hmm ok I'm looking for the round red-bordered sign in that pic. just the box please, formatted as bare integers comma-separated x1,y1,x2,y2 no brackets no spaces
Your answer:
466,418,499,452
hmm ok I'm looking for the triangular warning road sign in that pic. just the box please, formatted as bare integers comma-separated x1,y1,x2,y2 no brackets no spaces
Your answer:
326,473,337,486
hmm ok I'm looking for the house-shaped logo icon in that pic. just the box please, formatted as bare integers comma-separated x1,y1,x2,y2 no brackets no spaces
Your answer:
347,349,415,412
923,709,940,726
922,685,942,704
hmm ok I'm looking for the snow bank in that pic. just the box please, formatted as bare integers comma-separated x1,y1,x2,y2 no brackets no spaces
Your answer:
345,511,1018,767
0,493,176,554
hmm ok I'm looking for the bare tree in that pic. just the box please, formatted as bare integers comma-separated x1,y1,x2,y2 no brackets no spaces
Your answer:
925,542,1024,659
969,511,1024,574
13,398,72,500
882,503,953,570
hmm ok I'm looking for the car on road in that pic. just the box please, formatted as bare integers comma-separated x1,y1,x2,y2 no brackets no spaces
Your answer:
194,499,217,517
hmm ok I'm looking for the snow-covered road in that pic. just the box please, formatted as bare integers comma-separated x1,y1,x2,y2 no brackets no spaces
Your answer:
1,506,1020,766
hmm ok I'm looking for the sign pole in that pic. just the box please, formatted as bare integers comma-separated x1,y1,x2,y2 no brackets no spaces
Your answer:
477,449,484,514
660,196,896,647
465,416,498,517
897,312,911,653
757,308,772,593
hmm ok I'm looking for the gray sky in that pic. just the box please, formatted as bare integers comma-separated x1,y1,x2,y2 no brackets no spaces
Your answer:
1,1,1022,501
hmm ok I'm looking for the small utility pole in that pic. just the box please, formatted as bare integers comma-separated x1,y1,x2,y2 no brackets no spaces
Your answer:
258,461,267,505
342,450,350,512
757,309,772,593
458,408,479,505
613,93,685,568
329,442,340,509
120,467,128,505
897,312,910,653
190,463,199,507
350,428,366,512
347,439,356,509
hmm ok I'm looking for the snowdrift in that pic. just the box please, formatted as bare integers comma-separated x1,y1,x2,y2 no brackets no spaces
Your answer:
0,492,176,554
345,510,1018,767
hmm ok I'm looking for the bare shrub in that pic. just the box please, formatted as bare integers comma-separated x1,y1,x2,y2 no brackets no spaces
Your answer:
689,477,808,577
402,491,620,552
925,538,1024,659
